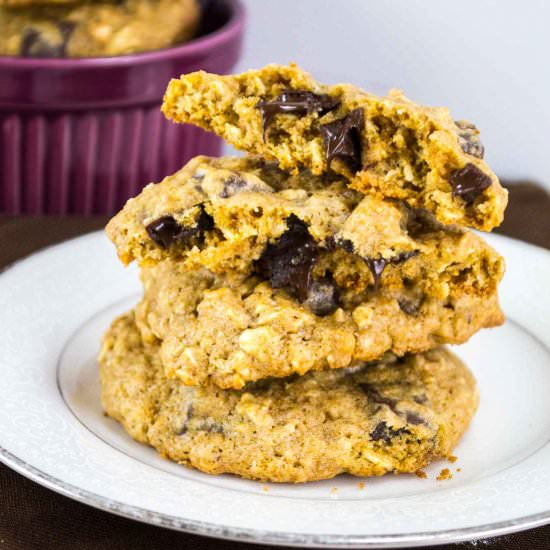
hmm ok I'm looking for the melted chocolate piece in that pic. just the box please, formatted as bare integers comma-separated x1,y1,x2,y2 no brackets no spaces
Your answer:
21,21,75,58
365,250,419,286
255,215,319,303
449,163,492,204
320,108,365,172
370,421,408,444
329,235,419,286
257,89,339,138
304,277,339,316
146,207,214,250
145,216,182,249
455,120,485,159
365,258,387,286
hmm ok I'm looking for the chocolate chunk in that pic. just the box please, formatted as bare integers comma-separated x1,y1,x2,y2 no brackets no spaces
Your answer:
360,385,399,412
251,207,264,218
21,29,62,58
257,89,340,138
255,215,319,302
405,208,440,238
364,387,425,437
219,175,252,198
21,21,75,58
370,421,408,444
58,21,76,42
320,108,365,172
406,411,426,425
146,207,214,250
178,208,215,246
370,422,390,443
455,120,485,159
176,404,194,435
333,237,355,254
365,257,387,287
304,276,339,316
365,250,419,286
397,296,423,316
195,419,224,434
145,215,182,249
449,163,492,204
255,217,343,315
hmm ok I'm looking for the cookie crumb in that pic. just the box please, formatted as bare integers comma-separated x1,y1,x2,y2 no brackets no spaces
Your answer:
415,470,427,479
437,468,453,481
330,487,338,494
448,455,458,463
262,485,269,492
456,468,462,473
357,482,365,490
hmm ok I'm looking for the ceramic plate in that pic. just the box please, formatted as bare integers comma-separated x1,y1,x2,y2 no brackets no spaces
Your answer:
0,231,549,548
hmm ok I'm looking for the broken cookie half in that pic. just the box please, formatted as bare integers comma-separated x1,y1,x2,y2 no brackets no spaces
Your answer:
162,64,507,231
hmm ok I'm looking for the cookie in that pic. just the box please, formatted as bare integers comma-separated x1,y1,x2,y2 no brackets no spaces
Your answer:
99,312,479,483
135,258,502,389
0,0,200,57
106,156,504,314
162,64,508,231
106,155,362,275
0,0,75,4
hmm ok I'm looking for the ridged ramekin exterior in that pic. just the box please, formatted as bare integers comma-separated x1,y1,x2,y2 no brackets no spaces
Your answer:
0,109,222,215
0,0,244,215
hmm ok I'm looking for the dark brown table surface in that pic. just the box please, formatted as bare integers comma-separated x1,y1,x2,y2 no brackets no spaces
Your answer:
1,183,549,550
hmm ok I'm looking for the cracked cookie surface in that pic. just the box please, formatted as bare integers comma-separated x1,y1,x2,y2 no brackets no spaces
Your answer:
0,0,199,57
162,64,507,231
99,312,479,483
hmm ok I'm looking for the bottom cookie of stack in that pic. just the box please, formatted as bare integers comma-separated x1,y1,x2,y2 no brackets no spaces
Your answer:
99,311,479,483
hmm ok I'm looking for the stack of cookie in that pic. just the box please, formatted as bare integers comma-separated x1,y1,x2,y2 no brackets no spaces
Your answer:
100,64,507,483
0,0,199,58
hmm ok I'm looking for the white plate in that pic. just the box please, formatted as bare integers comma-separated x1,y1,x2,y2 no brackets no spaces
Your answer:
0,231,549,548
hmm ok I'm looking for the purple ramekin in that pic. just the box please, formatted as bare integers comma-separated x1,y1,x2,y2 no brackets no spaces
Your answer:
0,0,244,215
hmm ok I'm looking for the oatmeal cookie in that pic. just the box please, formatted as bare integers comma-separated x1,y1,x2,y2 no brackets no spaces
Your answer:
162,64,507,230
0,0,200,57
99,312,479,483
135,260,502,389
0,0,76,5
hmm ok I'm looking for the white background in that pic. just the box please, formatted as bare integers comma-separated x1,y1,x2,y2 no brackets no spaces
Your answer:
233,0,550,190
